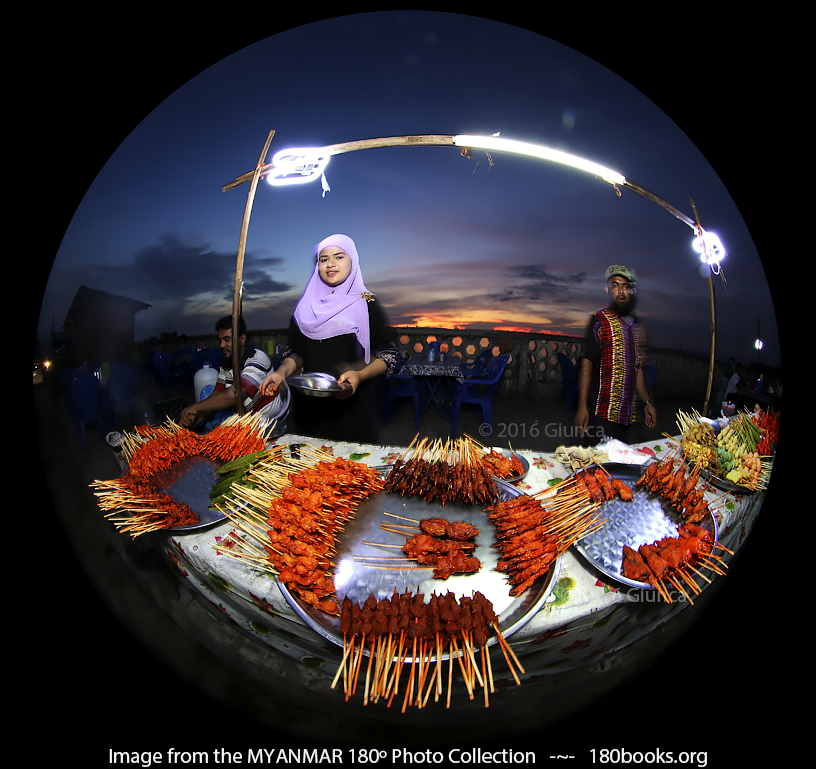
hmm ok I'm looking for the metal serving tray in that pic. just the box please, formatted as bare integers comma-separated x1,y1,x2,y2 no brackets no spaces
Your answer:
155,455,227,532
276,477,560,654
484,448,530,484
573,463,718,590
288,372,351,397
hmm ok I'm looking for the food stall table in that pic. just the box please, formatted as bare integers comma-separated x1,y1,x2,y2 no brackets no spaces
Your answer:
399,360,461,421
154,432,766,700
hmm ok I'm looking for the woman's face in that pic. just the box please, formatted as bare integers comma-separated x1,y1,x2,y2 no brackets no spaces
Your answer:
317,246,352,287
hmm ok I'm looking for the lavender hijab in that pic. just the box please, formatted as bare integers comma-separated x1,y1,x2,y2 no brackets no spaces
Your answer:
293,234,373,363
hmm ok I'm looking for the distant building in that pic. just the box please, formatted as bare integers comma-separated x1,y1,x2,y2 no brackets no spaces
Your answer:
62,285,151,366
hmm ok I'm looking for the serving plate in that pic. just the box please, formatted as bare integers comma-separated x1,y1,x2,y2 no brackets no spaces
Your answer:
484,449,530,484
572,462,719,590
288,372,351,397
276,476,560,655
153,455,227,532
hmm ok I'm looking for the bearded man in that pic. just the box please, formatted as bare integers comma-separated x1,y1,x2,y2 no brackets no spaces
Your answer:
574,265,657,445
180,315,288,430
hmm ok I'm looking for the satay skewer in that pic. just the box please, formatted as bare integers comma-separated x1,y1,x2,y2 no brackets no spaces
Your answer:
666,574,694,604
331,635,354,690
363,636,376,706
493,634,521,685
446,643,454,709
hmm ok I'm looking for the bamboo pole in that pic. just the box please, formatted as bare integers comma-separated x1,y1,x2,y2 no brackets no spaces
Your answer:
222,135,457,192
231,129,276,416
221,133,701,239
690,196,716,418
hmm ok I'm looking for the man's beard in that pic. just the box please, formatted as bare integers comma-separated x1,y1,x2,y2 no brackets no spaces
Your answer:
609,293,638,316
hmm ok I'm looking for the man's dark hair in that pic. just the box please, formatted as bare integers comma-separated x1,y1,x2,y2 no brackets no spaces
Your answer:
215,315,246,336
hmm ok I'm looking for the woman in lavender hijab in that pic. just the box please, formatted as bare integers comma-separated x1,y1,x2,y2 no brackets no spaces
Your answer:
260,234,401,443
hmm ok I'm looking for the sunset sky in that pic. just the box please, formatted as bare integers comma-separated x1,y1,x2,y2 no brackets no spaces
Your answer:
37,12,780,368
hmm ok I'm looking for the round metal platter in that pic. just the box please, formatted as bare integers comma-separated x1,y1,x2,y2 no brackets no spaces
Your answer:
573,462,719,590
155,455,227,532
484,448,530,484
276,476,560,655
287,372,350,397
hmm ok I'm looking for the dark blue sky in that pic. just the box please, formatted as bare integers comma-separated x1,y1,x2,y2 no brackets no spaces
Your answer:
37,12,781,369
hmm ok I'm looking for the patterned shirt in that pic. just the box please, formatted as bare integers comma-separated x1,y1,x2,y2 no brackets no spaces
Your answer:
215,344,274,413
581,308,646,426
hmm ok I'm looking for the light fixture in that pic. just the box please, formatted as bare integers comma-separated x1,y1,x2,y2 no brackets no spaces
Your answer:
452,134,626,186
755,339,764,350
692,230,726,267
265,148,331,186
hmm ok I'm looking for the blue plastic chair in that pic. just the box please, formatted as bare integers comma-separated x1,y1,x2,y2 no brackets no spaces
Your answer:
189,348,210,373
383,373,422,431
207,347,222,370
153,351,176,396
106,362,139,428
460,349,492,377
175,348,198,392
69,370,111,450
557,352,579,411
448,353,510,438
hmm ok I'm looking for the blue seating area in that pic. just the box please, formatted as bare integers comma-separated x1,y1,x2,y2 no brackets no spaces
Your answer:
383,373,422,432
447,353,510,438
557,352,579,411
106,362,141,428
460,349,492,377
65,368,116,450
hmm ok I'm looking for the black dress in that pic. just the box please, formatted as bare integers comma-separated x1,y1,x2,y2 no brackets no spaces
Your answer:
283,300,400,444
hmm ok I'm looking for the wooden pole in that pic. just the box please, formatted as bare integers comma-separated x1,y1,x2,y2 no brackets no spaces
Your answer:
221,133,700,239
222,135,456,192
690,197,715,417
231,129,276,415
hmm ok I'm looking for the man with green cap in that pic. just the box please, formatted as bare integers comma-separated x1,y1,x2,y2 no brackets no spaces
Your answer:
574,265,657,445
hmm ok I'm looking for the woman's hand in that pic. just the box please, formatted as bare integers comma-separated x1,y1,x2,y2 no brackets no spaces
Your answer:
335,359,387,399
335,370,360,399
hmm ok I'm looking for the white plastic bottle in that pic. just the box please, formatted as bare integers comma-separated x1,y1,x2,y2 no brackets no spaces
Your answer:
194,362,218,402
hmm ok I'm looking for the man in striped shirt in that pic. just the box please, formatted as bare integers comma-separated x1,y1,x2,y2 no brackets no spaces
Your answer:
574,266,657,445
180,315,282,429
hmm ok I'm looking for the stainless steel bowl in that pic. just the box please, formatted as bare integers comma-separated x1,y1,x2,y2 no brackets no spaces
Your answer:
287,372,350,397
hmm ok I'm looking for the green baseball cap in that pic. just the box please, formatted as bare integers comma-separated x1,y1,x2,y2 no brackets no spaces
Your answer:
605,265,637,284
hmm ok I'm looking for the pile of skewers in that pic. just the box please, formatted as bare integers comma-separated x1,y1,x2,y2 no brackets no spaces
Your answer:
355,514,482,580
677,410,720,475
715,411,772,489
677,408,772,491
635,452,721,524
213,446,384,615
91,413,276,537
92,475,202,533
384,435,500,506
487,472,609,595
333,589,523,710
621,523,731,603
574,465,634,504
480,448,525,479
